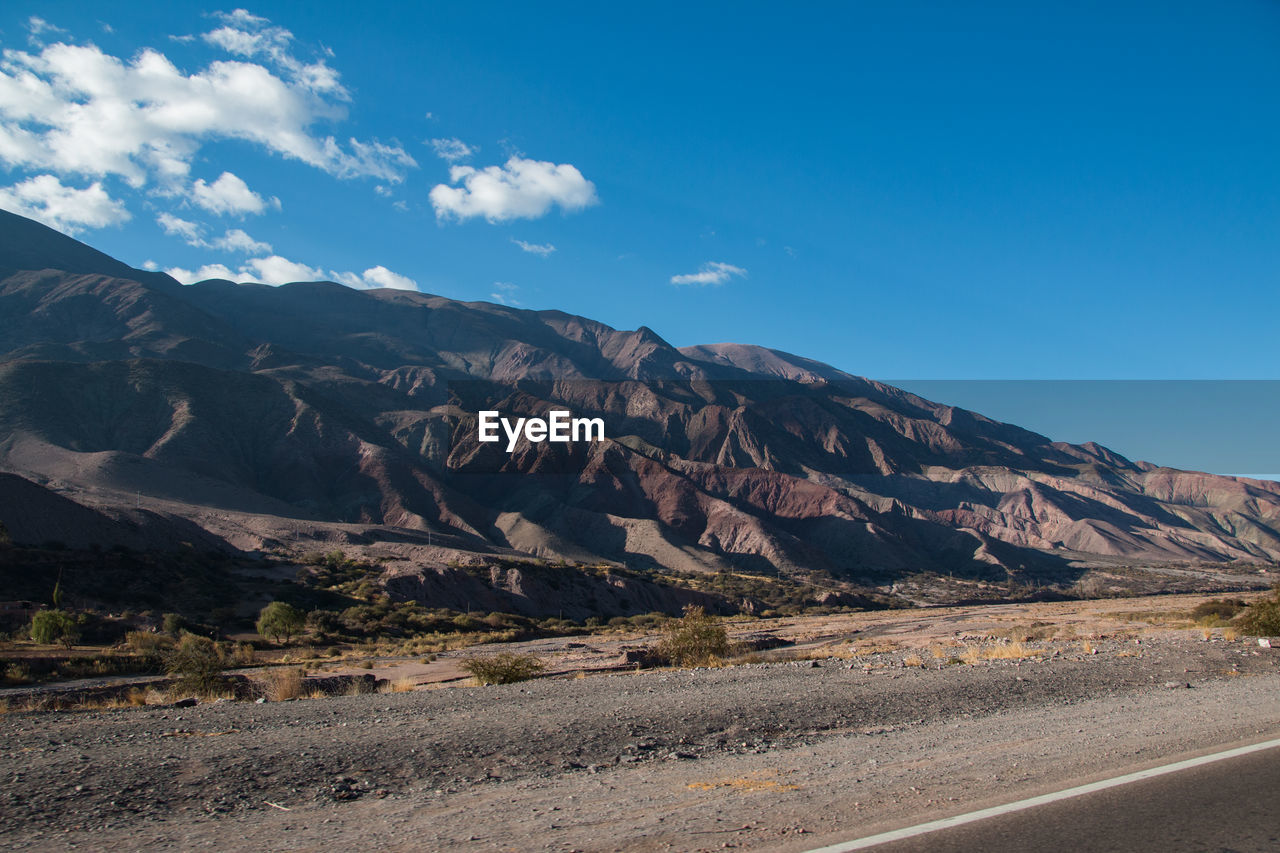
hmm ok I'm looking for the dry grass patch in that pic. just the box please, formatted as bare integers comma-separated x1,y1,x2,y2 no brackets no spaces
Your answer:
688,771,800,793
983,641,1044,661
257,667,305,701
384,677,417,693
902,653,925,668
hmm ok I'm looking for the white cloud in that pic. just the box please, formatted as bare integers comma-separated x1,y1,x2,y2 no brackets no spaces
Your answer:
27,17,68,39
164,254,416,290
670,261,747,286
331,265,418,291
212,228,271,254
202,10,344,97
245,254,326,284
156,211,202,242
490,281,520,305
429,156,598,223
190,171,274,216
0,174,129,233
512,238,555,257
0,22,416,194
156,213,271,253
428,137,474,162
164,262,238,283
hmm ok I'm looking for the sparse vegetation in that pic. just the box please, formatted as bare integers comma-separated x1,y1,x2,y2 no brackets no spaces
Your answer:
1190,598,1247,625
655,605,729,667
165,634,225,695
124,630,171,653
30,609,79,648
461,651,545,685
256,601,305,643
257,667,305,701
162,612,186,637
1239,587,1280,637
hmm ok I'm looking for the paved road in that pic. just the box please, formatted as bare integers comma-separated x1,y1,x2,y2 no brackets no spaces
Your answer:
813,739,1280,853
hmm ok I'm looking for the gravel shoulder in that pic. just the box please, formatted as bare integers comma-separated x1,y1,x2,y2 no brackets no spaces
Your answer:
3,625,1279,851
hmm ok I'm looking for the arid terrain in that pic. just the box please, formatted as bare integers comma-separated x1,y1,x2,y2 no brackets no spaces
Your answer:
4,209,1280,616
4,594,1278,852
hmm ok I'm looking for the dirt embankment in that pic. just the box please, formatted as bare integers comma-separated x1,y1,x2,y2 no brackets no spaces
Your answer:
3,613,1279,851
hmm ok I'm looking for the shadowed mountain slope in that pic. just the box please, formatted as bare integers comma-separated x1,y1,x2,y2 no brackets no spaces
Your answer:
1,211,1277,605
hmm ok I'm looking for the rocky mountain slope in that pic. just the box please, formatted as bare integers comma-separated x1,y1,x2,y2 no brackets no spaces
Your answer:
1,209,1277,604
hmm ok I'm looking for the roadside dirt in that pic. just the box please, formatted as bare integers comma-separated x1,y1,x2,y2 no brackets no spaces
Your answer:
3,599,1279,851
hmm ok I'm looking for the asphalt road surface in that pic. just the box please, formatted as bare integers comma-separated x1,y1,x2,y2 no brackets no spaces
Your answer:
813,739,1280,853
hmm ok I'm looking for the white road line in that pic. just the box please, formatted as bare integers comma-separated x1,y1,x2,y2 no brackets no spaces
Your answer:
803,735,1280,853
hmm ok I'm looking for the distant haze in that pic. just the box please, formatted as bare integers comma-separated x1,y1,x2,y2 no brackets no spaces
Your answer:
889,380,1280,479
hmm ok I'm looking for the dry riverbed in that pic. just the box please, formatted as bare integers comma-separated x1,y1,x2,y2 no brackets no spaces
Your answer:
3,595,1279,851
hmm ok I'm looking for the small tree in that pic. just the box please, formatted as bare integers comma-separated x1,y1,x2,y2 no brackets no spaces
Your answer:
166,634,225,695
655,604,729,667
256,601,305,643
30,609,79,649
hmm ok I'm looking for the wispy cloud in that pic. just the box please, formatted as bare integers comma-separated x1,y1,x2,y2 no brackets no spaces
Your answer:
511,238,555,257
670,261,747,286
156,214,272,254
428,137,475,162
430,157,598,223
490,281,521,305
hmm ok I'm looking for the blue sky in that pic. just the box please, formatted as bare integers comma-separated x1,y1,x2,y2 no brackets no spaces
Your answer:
1,2,1278,391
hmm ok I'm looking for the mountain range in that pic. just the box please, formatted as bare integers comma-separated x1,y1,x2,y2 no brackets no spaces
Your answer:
1,209,1277,607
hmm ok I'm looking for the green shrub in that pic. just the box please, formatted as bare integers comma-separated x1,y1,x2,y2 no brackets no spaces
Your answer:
655,605,728,666
460,652,545,685
256,601,305,643
162,612,186,637
30,610,79,648
1190,598,1247,624
165,634,225,695
124,630,172,653
1240,588,1280,637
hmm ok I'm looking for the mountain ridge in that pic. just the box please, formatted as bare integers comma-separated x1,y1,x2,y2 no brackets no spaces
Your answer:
0,210,1276,606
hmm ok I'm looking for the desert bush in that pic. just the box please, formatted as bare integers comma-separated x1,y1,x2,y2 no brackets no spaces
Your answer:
165,634,225,695
124,630,171,653
257,601,305,643
257,667,305,701
162,613,186,637
231,641,256,666
306,609,341,636
4,662,32,684
30,610,79,648
1239,588,1280,637
460,652,545,685
655,605,729,667
1190,598,1247,624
